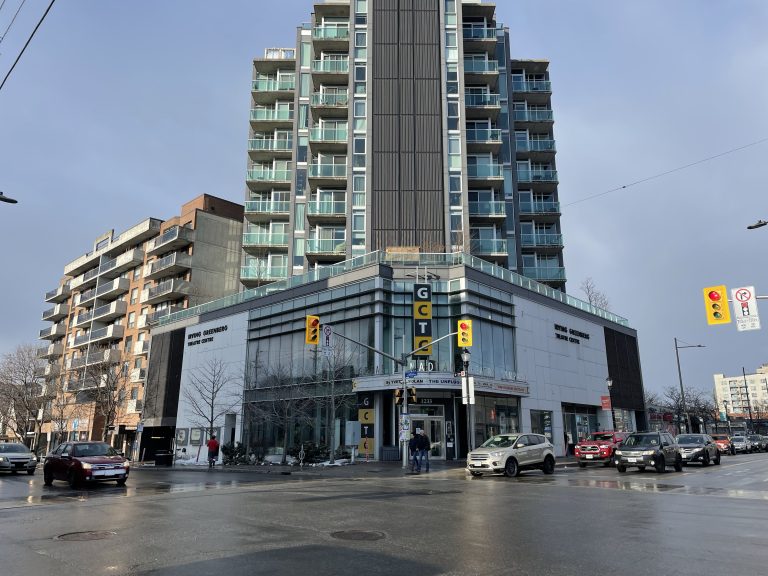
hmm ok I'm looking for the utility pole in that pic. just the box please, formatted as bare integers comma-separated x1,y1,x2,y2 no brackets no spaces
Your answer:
742,367,754,433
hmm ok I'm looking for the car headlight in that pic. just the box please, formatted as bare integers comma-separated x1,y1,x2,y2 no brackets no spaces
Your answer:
489,451,504,458
81,462,92,470
642,450,656,456
614,450,622,456
599,445,612,449
122,461,130,469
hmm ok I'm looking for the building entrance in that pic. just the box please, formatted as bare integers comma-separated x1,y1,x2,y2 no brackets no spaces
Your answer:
410,405,445,460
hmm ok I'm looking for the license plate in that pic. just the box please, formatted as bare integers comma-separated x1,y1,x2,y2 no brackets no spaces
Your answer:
627,457,638,463
93,470,120,477
471,464,482,468
586,455,594,459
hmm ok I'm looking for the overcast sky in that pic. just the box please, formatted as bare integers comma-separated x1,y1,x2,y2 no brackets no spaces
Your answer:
1,0,767,401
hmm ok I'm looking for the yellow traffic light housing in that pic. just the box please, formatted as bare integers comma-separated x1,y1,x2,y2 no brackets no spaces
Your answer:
703,286,731,325
305,315,320,344
408,386,417,403
394,388,403,405
457,319,473,347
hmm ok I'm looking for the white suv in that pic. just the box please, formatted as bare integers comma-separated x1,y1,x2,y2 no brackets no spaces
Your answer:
467,433,556,477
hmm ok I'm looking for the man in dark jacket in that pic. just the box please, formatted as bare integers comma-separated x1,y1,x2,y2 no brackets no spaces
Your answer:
409,431,420,472
417,429,431,472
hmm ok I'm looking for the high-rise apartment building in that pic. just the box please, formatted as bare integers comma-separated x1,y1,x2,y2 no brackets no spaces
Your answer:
714,365,768,421
37,195,243,456
242,0,565,290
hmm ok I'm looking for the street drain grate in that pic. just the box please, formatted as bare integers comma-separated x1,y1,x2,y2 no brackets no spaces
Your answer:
331,530,385,542
56,531,116,541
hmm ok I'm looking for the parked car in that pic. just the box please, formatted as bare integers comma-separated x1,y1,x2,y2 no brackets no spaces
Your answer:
747,435,767,452
43,441,129,488
676,434,721,466
467,433,555,477
711,434,736,455
730,435,751,454
0,442,37,475
574,431,628,467
614,431,683,473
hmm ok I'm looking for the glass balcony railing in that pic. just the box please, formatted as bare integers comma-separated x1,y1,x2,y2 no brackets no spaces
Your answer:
466,128,502,143
307,201,346,216
247,168,292,182
240,265,288,280
311,59,350,74
465,93,500,107
249,108,294,122
312,26,350,40
245,200,290,214
468,201,505,217
512,80,552,93
306,239,346,254
463,27,496,39
519,200,560,214
516,140,556,152
512,109,554,122
519,233,563,247
252,78,295,92
308,164,347,178
522,266,566,281
517,169,558,183
464,60,499,73
467,164,503,178
310,92,349,107
309,128,348,142
248,138,293,152
470,239,507,254
243,232,289,247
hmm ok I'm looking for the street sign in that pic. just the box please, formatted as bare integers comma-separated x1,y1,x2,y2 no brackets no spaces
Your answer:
399,415,411,441
405,370,418,378
731,286,761,332
322,324,334,356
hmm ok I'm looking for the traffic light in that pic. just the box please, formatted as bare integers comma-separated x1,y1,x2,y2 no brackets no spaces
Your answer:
394,388,403,405
408,386,417,404
703,286,731,325
305,315,320,344
457,319,473,347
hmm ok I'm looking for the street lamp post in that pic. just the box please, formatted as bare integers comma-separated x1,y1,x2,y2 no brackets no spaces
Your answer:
742,367,755,433
674,337,705,433
606,377,616,430
461,348,472,453
723,400,732,435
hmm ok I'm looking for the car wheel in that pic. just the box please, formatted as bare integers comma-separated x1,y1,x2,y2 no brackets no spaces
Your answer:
116,478,127,486
469,471,482,477
702,451,710,467
603,459,613,467
68,470,79,489
578,461,587,469
674,455,683,472
27,468,35,475
542,455,555,475
504,457,520,477
714,451,721,465
654,456,665,474
43,467,53,486
616,464,627,473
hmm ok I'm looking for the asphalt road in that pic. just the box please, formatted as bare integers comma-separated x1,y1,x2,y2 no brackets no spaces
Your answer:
1,453,767,576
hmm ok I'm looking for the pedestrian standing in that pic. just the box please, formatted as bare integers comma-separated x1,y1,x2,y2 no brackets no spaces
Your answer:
418,429,431,472
409,431,420,472
564,431,569,456
206,434,220,468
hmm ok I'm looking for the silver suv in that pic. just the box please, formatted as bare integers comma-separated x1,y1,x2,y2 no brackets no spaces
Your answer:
467,433,556,477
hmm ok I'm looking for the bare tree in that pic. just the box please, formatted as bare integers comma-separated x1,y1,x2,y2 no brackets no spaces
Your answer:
182,357,242,439
644,390,661,409
77,350,132,442
46,377,86,448
661,385,713,432
0,345,45,448
580,277,611,311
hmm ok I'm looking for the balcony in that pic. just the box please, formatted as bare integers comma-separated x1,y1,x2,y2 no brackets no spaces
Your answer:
95,277,131,300
465,128,502,152
72,309,94,328
249,107,294,130
309,127,348,152
244,200,290,223
468,201,506,220
42,303,69,322
38,343,63,359
75,287,97,307
306,239,347,261
146,226,195,256
251,78,295,104
144,252,192,281
45,284,71,303
522,266,566,282
467,163,504,186
519,233,564,250
39,324,65,340
307,201,346,223
311,59,350,85
512,109,554,124
512,80,552,104
247,167,292,191
134,340,151,356
464,93,500,119
312,25,350,51
464,59,499,87
98,248,145,280
147,306,186,324
70,265,100,291
92,300,128,323
242,232,289,253
516,139,556,159
310,92,349,118
35,363,60,379
517,169,558,187
240,265,288,285
130,368,147,383
463,27,496,40
470,238,507,256
141,279,191,306
72,325,125,348
247,137,293,161
518,200,561,218
307,163,347,187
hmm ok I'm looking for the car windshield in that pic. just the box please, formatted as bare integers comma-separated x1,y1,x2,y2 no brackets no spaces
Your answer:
480,434,519,448
0,444,29,453
712,435,728,441
677,435,703,444
732,437,746,442
72,443,118,457
587,433,615,442
748,435,761,441
623,434,660,447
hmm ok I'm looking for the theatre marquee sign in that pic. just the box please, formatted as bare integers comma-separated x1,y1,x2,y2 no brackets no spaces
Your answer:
352,373,529,396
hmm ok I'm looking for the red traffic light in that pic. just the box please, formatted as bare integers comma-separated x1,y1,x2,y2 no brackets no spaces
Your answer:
707,290,721,301
309,317,319,327
460,322,468,330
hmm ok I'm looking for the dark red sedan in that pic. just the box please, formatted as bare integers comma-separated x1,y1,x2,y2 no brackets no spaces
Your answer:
43,441,130,488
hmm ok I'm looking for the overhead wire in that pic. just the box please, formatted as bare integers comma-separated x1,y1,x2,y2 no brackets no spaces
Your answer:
563,136,768,207
0,0,55,93
0,0,27,44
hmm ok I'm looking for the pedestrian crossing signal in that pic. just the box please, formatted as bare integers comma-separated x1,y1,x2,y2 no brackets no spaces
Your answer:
305,315,320,344
394,388,403,405
457,319,473,347
408,387,417,403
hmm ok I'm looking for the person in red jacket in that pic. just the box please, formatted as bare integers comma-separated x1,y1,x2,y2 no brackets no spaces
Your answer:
206,434,220,468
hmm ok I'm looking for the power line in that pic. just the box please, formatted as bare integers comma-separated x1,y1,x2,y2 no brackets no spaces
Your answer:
0,0,27,44
564,136,768,207
0,0,54,93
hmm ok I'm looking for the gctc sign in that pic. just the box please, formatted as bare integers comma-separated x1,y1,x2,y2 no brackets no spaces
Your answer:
413,284,433,356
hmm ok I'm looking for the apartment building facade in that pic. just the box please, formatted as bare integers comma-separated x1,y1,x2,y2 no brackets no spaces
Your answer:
714,365,768,422
37,195,243,456
242,0,565,291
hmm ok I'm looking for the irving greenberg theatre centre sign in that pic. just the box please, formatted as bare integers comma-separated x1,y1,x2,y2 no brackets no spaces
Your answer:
352,373,530,397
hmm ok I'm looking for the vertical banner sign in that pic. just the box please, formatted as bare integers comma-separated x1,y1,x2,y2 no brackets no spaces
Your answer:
731,286,761,332
413,284,433,356
357,393,374,456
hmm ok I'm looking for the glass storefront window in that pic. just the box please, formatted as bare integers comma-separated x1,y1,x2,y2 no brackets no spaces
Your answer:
531,409,553,442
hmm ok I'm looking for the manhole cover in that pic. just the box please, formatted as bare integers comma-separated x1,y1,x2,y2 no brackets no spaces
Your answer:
331,530,385,542
56,531,116,541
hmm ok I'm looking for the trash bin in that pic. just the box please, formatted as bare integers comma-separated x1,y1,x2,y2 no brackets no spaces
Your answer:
154,450,173,466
